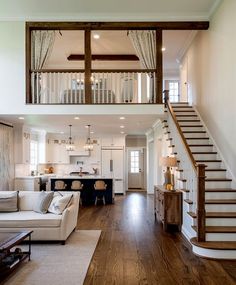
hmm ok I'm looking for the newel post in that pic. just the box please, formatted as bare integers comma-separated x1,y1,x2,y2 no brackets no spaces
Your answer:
196,164,206,242
163,90,169,108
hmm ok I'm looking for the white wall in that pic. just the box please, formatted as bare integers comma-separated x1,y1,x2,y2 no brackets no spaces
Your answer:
180,0,236,180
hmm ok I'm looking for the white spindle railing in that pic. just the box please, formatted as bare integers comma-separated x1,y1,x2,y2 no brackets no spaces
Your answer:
30,71,156,104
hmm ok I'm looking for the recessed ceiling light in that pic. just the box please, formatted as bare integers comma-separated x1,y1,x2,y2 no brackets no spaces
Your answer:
120,125,125,128
74,117,80,120
93,34,100,39
119,116,125,120
90,131,94,134
162,47,166,52
120,131,125,134
60,131,64,134
18,117,24,120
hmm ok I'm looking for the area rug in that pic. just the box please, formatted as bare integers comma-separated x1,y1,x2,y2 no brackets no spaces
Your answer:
4,230,101,285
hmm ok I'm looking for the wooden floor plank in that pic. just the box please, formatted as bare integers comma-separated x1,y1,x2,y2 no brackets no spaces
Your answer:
77,192,236,285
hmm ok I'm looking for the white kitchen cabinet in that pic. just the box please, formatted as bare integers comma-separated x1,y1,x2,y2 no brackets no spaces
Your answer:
101,136,125,147
14,126,31,164
14,177,40,191
101,148,124,194
46,139,69,164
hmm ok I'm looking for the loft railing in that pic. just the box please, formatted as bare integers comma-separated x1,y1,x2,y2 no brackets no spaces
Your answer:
30,69,157,104
165,93,206,242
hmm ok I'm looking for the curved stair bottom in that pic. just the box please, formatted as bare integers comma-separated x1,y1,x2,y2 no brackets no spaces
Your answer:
190,238,236,259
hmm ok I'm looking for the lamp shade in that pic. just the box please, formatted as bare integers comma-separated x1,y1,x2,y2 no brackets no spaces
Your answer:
159,156,177,167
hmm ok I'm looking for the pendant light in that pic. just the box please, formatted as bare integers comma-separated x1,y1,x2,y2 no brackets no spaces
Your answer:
84,124,93,151
66,125,75,151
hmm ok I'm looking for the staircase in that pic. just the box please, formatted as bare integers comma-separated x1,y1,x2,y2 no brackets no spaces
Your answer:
164,102,236,259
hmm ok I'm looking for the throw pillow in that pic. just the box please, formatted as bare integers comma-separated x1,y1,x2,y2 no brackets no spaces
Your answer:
0,191,18,212
48,193,73,215
33,191,54,214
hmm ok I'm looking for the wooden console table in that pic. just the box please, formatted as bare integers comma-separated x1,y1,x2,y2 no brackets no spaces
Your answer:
154,185,182,231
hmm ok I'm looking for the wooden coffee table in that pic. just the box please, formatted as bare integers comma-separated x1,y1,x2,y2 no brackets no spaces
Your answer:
0,231,33,283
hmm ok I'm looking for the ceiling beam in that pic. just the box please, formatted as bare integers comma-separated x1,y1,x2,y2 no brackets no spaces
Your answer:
67,54,139,61
26,21,209,30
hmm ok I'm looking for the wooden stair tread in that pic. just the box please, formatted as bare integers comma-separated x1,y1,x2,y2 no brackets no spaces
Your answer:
184,199,193,204
188,212,236,218
178,179,187,182
205,199,236,204
205,178,232,182
196,159,221,162
205,169,226,172
192,151,217,154
188,144,213,147
190,238,236,250
171,102,189,104
186,138,209,140
175,115,198,117
183,131,206,133
192,226,236,233
180,125,203,127
174,110,196,113
168,145,175,148
172,106,193,108
176,169,183,172
180,188,190,193
205,188,236,192
177,120,201,122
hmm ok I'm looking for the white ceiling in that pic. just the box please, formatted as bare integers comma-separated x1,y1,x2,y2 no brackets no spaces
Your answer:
46,30,193,73
0,0,221,20
0,115,160,136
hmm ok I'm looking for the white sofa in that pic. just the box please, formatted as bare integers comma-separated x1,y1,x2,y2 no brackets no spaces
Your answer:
0,191,80,243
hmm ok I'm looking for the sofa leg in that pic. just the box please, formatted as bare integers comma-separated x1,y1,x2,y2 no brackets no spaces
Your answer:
61,240,65,245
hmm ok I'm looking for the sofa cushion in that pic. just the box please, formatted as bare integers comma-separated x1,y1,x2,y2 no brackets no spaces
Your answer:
19,192,40,211
33,192,54,214
0,211,62,228
0,191,18,212
48,193,73,215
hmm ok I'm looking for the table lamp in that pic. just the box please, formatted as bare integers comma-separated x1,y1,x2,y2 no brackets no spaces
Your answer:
159,156,177,190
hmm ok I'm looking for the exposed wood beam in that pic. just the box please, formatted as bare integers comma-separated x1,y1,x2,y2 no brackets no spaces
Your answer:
26,21,209,31
67,54,139,61
84,29,92,104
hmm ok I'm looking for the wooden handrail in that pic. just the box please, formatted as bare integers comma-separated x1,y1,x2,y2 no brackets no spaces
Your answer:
166,99,197,172
31,69,156,73
165,94,206,242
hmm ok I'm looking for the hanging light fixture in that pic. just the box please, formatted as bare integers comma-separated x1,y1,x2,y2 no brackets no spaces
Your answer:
84,125,93,151
66,125,75,151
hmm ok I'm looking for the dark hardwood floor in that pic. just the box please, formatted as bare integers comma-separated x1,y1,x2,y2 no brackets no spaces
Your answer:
77,192,236,285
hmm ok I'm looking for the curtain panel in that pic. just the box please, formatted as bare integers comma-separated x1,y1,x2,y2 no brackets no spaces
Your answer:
0,124,14,191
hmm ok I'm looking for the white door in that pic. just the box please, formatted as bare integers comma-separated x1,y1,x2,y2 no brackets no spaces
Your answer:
128,149,144,189
180,57,188,102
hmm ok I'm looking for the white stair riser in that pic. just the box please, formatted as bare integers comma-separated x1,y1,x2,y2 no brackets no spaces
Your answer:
174,111,196,116
206,204,236,211
205,192,236,199
189,146,213,152
186,138,210,144
206,233,236,242
200,161,222,168
173,109,194,113
176,116,199,121
184,132,207,138
193,153,217,160
179,121,201,126
181,126,204,132
205,171,226,179
205,218,236,227
205,181,231,189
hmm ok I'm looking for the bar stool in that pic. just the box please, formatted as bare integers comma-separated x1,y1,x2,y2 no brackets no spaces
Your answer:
54,180,67,191
71,181,83,205
94,180,107,205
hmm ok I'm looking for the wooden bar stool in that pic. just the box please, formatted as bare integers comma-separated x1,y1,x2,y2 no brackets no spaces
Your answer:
71,181,84,205
94,180,107,205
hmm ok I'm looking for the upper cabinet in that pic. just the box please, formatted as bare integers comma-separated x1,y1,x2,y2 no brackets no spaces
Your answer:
46,137,69,164
101,135,125,147
14,126,31,164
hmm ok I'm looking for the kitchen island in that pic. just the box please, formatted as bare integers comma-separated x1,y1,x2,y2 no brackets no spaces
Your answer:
50,176,114,205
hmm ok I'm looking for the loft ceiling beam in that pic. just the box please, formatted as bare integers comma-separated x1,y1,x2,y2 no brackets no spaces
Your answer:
67,54,139,61
26,21,209,31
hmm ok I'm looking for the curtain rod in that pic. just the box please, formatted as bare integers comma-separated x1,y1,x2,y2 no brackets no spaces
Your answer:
0,122,13,128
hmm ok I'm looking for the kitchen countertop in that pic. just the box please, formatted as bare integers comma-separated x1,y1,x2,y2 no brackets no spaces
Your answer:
50,176,112,179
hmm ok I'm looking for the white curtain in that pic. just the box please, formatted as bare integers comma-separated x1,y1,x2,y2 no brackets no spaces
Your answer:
128,30,156,102
0,124,14,191
31,30,56,69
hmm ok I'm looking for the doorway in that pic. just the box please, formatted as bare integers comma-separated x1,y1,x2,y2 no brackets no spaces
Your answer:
127,148,145,190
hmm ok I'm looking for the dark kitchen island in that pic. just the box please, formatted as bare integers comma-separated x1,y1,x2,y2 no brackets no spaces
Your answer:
50,176,114,205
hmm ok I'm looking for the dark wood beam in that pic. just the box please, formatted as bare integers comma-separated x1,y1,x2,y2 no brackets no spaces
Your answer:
156,29,163,104
84,29,92,104
67,54,139,61
26,21,209,31
25,23,31,103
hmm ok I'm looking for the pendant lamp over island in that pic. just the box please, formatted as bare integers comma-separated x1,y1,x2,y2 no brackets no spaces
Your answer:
66,124,75,151
84,124,93,151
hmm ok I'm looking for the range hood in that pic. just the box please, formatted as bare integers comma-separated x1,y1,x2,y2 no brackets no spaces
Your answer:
68,149,90,157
